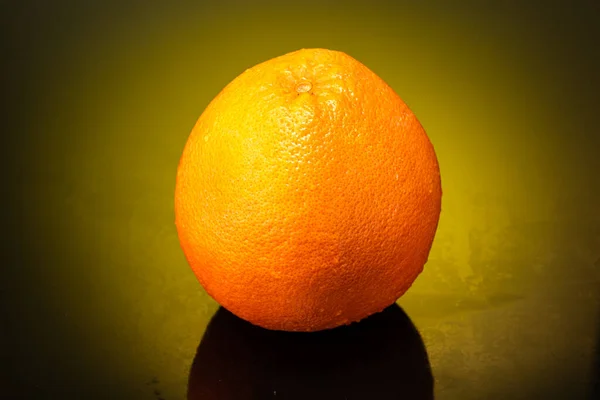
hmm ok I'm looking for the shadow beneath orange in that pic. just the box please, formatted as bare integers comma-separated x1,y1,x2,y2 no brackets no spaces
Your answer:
188,304,434,399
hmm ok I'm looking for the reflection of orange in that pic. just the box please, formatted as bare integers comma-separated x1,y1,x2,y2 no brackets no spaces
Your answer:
175,48,442,332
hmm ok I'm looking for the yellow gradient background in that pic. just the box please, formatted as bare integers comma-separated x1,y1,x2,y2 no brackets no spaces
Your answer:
4,0,599,399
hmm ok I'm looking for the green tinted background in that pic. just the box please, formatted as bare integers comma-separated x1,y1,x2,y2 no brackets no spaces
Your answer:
4,0,599,399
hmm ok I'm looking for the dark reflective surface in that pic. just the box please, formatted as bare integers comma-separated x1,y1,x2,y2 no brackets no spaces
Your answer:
188,305,433,400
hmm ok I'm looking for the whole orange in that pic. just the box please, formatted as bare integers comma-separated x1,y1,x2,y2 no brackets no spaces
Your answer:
175,48,441,332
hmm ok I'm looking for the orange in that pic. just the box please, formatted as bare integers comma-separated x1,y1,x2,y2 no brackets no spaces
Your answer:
175,48,442,332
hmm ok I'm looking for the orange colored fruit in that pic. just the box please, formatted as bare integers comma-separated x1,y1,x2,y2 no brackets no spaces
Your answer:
175,48,442,332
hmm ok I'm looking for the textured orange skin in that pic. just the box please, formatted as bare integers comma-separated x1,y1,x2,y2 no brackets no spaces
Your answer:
175,48,442,332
